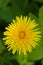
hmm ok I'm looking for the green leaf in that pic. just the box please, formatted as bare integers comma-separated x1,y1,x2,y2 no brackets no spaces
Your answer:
33,0,43,3
29,12,38,21
26,12,43,60
27,41,43,60
15,54,27,65
39,6,43,29
0,0,24,22
0,40,5,54
16,54,35,65
25,62,34,65
41,59,43,65
0,0,10,7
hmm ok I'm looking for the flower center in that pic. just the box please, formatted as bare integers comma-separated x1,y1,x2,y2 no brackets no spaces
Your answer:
20,31,25,39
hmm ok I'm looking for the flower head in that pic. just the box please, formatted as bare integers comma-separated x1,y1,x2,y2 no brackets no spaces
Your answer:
3,16,41,55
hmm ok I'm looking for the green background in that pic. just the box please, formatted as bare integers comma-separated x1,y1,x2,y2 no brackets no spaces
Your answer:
0,0,43,65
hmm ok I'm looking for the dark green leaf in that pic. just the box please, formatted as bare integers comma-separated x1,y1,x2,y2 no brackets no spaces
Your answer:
0,0,24,22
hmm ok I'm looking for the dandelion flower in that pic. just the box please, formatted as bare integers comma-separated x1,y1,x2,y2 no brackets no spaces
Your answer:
3,16,41,55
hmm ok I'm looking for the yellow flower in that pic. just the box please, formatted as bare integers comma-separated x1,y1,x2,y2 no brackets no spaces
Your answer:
3,16,41,55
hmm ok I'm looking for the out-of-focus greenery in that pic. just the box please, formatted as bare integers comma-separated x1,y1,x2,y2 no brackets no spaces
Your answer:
0,0,43,65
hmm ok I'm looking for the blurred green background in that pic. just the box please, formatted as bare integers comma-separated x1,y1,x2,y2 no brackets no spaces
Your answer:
0,0,43,65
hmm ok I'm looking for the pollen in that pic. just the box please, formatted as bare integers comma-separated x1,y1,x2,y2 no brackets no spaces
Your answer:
19,31,25,39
